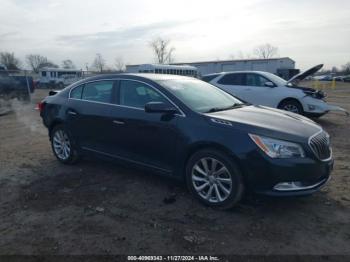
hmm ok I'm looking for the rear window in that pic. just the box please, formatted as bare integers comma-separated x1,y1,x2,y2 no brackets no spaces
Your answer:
218,73,245,85
202,74,220,82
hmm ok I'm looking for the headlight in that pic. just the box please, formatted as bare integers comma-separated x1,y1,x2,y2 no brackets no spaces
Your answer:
249,134,305,158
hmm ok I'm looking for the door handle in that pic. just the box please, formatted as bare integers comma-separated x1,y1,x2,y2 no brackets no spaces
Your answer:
67,110,78,115
113,120,125,125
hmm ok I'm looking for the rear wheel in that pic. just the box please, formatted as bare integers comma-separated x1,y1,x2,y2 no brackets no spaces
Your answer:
186,149,244,209
278,99,304,115
50,125,79,164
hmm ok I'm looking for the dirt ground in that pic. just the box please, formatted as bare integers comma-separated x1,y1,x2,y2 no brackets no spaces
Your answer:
0,82,349,255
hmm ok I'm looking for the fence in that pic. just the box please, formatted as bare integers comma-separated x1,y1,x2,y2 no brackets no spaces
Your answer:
0,69,35,101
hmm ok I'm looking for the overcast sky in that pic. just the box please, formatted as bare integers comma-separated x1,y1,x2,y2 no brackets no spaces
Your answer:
1,0,349,70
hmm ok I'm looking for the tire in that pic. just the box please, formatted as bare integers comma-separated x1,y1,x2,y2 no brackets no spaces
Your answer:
278,99,304,115
50,124,79,164
185,149,244,209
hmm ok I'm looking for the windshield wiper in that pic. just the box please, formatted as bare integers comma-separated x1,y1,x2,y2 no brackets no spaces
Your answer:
205,103,246,113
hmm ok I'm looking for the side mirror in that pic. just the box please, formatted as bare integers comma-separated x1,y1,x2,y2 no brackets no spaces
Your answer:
145,102,178,114
264,81,275,88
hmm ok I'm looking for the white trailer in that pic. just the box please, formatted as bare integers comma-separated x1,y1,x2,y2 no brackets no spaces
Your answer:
38,68,82,88
126,64,199,77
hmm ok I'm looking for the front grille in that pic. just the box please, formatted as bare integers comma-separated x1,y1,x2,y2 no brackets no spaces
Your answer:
309,131,331,160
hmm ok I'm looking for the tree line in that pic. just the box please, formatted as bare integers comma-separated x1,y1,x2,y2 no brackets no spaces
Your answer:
0,52,77,72
0,52,125,73
1,39,349,75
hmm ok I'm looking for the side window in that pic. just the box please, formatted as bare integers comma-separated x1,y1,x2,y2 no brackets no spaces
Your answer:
202,74,220,82
82,81,114,103
218,73,245,85
119,80,169,109
70,85,83,99
246,74,271,87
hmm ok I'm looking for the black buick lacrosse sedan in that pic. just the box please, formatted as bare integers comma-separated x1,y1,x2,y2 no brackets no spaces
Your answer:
39,74,333,209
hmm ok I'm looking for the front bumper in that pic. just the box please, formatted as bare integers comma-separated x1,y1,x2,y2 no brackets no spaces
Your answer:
302,97,349,116
242,151,334,196
258,173,331,196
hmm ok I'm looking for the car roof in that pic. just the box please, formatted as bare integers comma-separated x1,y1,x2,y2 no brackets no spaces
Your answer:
203,71,270,77
80,73,194,83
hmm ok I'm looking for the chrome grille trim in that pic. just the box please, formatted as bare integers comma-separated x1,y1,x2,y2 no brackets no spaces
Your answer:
308,130,332,161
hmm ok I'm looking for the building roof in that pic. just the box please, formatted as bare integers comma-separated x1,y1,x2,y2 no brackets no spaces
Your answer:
39,67,81,72
126,57,295,68
138,64,197,69
171,57,295,65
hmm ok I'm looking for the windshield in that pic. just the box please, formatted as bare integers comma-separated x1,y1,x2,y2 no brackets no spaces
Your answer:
158,79,243,113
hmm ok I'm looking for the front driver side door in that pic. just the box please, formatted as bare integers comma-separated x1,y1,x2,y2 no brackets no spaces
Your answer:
109,80,180,172
240,73,276,107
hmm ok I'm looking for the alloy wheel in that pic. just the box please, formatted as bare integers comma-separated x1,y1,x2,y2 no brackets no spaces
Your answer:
52,129,71,160
191,157,233,203
283,104,299,113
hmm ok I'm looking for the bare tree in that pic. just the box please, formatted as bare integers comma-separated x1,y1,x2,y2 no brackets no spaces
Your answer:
114,57,125,72
342,62,350,74
26,54,58,73
253,43,279,59
61,59,75,69
149,37,175,64
92,53,105,72
0,52,21,70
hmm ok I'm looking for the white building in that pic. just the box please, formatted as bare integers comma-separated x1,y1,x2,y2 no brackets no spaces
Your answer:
126,57,298,79
172,57,297,79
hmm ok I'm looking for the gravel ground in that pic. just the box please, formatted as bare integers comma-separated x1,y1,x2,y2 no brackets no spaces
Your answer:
0,82,349,255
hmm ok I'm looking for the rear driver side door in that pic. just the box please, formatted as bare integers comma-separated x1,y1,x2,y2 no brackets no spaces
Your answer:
66,80,117,152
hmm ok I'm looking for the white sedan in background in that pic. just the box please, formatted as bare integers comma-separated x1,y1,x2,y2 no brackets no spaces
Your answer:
202,64,347,118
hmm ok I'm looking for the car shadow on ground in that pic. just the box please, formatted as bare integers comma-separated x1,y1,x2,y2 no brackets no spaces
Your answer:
16,156,335,218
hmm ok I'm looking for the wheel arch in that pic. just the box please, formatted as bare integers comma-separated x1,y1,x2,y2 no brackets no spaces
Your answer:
182,142,245,180
48,119,64,138
277,97,305,111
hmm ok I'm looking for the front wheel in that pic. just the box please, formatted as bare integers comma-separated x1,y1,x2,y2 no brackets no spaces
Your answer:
186,149,244,209
50,125,79,164
278,99,304,115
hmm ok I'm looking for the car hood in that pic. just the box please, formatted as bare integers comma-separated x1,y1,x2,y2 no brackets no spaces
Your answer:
206,105,322,141
287,64,323,85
